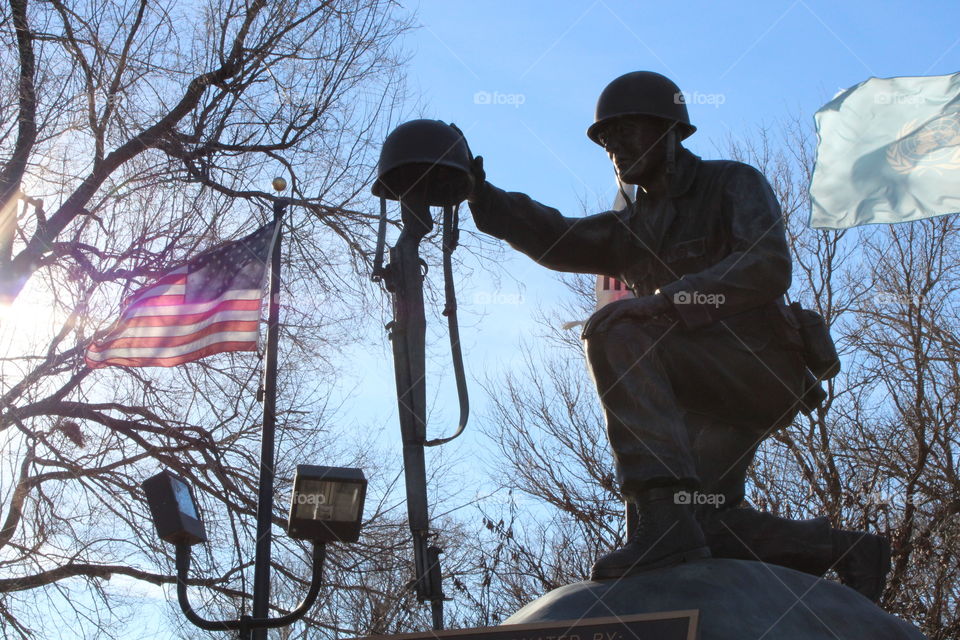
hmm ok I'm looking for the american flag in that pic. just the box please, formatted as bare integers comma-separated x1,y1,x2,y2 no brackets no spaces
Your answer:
595,274,634,310
85,221,278,369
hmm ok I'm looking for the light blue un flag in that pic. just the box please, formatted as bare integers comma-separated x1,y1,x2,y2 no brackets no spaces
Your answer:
809,72,960,229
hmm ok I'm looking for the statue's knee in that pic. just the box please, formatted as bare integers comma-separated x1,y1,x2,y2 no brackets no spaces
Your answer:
585,319,637,362
584,331,612,370
597,318,663,350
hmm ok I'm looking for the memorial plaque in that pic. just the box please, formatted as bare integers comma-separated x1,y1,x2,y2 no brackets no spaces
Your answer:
355,610,699,640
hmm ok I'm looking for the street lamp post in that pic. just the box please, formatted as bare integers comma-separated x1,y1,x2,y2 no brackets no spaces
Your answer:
142,179,369,638
249,178,288,640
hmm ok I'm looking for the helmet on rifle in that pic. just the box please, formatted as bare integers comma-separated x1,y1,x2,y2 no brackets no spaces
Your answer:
587,71,696,145
372,119,474,206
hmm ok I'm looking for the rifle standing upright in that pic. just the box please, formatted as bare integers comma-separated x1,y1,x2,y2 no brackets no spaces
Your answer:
371,120,473,631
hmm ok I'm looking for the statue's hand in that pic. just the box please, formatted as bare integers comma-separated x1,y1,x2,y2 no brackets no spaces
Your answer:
467,155,486,202
581,293,673,339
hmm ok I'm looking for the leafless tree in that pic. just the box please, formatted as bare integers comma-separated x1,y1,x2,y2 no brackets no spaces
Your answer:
0,1,446,637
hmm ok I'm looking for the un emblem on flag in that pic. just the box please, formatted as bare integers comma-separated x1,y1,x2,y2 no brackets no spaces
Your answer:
887,114,960,175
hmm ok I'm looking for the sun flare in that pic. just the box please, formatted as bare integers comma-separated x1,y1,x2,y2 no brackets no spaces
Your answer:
0,288,59,359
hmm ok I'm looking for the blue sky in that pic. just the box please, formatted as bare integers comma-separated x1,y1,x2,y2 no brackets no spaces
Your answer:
405,0,957,200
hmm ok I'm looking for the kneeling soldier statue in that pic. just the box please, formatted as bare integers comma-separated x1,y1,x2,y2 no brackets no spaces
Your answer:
467,71,891,601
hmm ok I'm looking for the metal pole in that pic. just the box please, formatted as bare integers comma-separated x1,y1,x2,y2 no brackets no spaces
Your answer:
251,198,287,639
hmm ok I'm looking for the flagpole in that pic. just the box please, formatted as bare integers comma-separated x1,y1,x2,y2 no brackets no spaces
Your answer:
251,182,288,639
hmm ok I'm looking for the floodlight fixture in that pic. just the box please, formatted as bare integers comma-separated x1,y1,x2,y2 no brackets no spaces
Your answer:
143,470,207,546
287,465,366,543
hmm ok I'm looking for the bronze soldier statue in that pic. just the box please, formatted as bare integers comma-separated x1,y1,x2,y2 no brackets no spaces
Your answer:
467,71,891,601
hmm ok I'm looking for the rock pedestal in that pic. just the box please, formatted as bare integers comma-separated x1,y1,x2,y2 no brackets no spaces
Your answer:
504,559,926,640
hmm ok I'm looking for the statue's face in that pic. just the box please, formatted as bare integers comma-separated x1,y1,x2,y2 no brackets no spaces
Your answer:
596,115,675,185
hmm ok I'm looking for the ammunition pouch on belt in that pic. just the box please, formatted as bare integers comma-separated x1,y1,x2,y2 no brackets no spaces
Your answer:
776,301,840,414
788,302,840,381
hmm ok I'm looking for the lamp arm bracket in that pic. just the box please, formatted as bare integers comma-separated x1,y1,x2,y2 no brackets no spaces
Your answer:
174,543,326,632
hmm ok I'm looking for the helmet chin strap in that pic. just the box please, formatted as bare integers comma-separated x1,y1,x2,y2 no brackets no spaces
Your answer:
665,128,677,178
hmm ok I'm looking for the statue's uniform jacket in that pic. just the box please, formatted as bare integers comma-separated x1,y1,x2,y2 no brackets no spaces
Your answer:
469,149,795,351
468,148,834,572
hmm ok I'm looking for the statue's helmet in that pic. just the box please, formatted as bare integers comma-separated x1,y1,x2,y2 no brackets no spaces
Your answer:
587,71,696,145
372,119,473,205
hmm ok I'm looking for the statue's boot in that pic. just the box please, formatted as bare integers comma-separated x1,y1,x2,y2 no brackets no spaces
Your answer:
591,487,711,580
832,529,891,602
